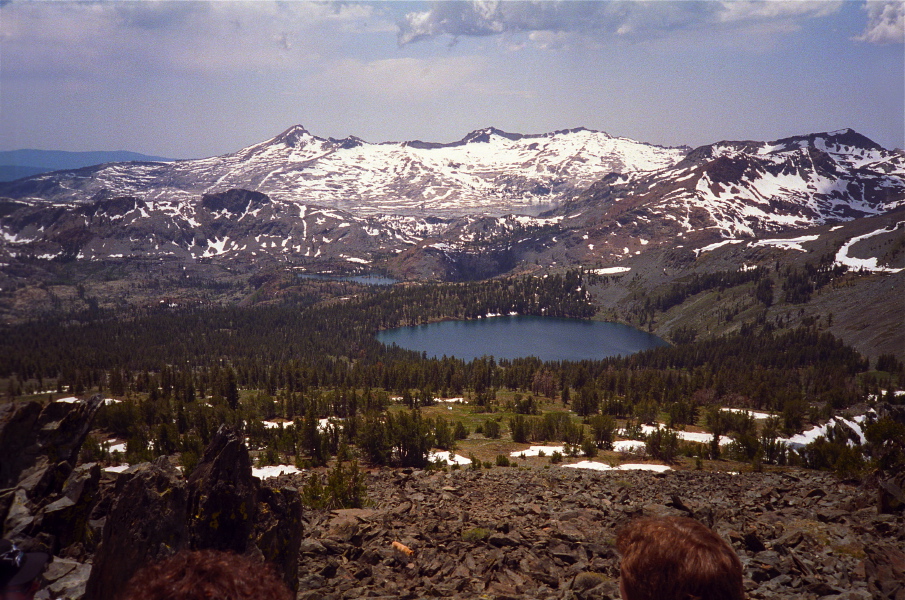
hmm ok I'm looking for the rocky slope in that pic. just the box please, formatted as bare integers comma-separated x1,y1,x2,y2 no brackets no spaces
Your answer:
3,395,904,600
554,129,905,247
34,465,903,600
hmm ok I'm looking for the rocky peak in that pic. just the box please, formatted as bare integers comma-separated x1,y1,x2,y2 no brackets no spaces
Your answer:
271,124,316,148
187,425,258,554
778,128,884,154
329,135,365,150
459,127,524,145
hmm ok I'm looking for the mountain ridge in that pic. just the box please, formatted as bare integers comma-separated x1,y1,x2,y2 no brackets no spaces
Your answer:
0,149,177,183
0,127,902,276
0,125,689,216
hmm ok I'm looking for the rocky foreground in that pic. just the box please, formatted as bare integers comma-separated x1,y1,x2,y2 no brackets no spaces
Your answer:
2,397,902,600
272,467,904,600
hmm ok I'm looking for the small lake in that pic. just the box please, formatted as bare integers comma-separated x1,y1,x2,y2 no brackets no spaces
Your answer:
297,273,398,286
376,315,668,362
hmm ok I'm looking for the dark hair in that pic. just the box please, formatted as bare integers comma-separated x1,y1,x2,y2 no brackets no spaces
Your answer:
617,516,745,600
0,539,49,591
118,549,292,600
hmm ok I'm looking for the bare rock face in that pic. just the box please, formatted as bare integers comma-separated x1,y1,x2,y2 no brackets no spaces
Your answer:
82,458,188,600
0,401,42,489
255,485,304,595
0,396,104,558
82,426,302,600
31,462,102,555
0,396,102,494
186,425,258,554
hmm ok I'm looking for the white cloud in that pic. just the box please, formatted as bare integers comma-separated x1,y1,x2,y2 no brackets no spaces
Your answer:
716,1,841,23
397,0,843,47
854,1,905,44
0,1,387,77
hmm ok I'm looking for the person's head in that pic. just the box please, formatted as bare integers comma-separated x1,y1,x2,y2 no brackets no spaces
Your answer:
616,516,745,600
118,549,292,600
0,539,50,600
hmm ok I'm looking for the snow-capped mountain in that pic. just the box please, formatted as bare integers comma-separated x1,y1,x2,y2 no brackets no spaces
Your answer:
0,126,687,217
558,129,905,240
0,127,902,283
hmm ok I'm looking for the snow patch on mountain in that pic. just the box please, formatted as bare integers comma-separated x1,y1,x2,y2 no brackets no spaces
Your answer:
0,126,687,218
834,222,904,273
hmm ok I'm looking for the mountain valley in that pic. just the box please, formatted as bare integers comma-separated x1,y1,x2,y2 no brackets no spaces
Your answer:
0,125,902,359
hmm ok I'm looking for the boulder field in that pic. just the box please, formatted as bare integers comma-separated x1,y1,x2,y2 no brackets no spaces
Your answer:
2,397,902,600
274,466,902,600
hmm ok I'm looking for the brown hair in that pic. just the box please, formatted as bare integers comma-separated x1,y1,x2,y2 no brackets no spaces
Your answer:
118,549,292,600
617,516,745,600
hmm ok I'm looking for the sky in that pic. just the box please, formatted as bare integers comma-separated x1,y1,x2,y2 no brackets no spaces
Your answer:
0,0,903,159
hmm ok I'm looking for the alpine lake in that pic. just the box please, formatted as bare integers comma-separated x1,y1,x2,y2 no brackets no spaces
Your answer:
376,315,668,362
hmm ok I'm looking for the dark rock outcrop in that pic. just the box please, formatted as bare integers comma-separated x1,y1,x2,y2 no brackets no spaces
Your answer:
0,396,103,495
186,426,258,554
82,426,302,600
31,463,101,555
82,458,188,600
1,396,104,555
254,485,304,595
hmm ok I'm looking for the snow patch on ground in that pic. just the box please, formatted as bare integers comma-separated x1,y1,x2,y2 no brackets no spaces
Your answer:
510,445,567,458
750,235,819,252
612,440,647,452
778,414,870,449
721,408,775,420
252,464,302,479
695,239,744,256
429,451,472,465
640,424,733,446
564,461,671,473
591,266,631,275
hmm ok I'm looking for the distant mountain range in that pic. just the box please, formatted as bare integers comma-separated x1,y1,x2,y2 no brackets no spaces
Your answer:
0,149,175,182
0,125,901,272
0,126,686,216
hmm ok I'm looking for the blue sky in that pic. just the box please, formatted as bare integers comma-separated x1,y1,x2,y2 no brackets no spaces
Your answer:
1,1,902,158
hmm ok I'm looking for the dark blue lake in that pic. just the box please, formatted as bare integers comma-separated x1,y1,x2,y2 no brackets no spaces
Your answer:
376,315,668,362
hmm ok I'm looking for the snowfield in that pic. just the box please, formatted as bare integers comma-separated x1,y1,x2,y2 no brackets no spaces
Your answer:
834,222,904,273
639,424,733,446
778,413,871,449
